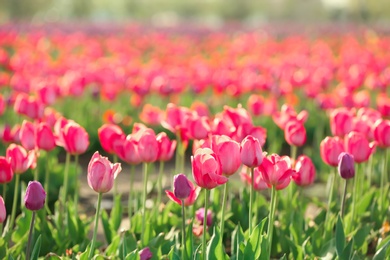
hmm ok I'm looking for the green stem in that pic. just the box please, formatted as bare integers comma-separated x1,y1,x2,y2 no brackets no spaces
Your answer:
220,182,228,240
181,200,187,260
290,145,297,162
26,211,36,260
349,166,358,233
267,186,277,258
340,179,348,219
175,133,182,174
325,170,336,230
249,167,254,235
157,162,164,208
141,163,149,246
9,174,20,233
61,152,71,206
128,165,135,226
73,155,79,213
202,189,209,260
367,155,373,188
89,192,103,259
33,150,39,181
380,149,388,213
44,152,50,209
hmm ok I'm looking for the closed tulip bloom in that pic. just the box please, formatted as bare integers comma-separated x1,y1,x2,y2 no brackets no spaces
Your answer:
338,152,355,179
135,129,159,163
156,132,177,162
173,173,192,199
373,119,390,148
139,247,153,260
240,166,268,191
0,196,5,223
36,122,56,151
191,148,227,189
57,122,89,155
19,120,36,151
98,124,125,154
272,104,308,130
1,124,14,143
212,135,241,176
6,144,35,174
320,136,345,167
284,121,307,147
24,181,46,211
259,154,294,190
0,156,13,183
165,176,201,206
345,131,376,163
114,135,141,165
293,155,316,186
139,104,163,126
329,108,354,137
186,115,211,140
240,135,263,168
87,151,122,193
247,94,265,116
223,104,252,128
196,207,213,226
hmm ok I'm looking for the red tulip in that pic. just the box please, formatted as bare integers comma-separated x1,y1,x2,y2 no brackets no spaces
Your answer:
57,121,89,155
240,166,268,191
373,119,390,148
0,156,13,183
329,108,354,137
240,135,263,168
165,174,201,206
284,121,307,147
344,131,376,163
258,154,294,190
98,124,125,154
293,155,316,186
19,120,36,151
156,132,176,162
35,122,56,151
87,151,122,193
6,144,35,174
0,196,5,223
191,148,227,189
211,135,241,176
320,136,345,167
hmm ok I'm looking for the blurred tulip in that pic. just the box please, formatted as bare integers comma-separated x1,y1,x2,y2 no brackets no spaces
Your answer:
240,135,263,168
212,135,241,176
87,151,122,193
223,104,252,128
186,115,210,140
0,94,5,116
284,121,307,147
98,124,125,154
196,207,212,226
373,119,390,148
156,132,176,162
320,136,345,167
259,154,294,190
35,122,56,151
139,104,163,126
24,181,46,211
240,166,268,191
272,104,308,130
139,247,153,260
247,94,265,116
1,124,14,143
19,120,35,151
165,173,201,206
345,131,376,163
338,152,355,179
57,121,89,155
114,135,141,165
191,148,227,189
135,129,159,163
14,94,44,120
293,155,316,186
0,156,13,183
6,144,35,174
0,196,5,223
190,101,210,117
329,108,354,137
377,94,390,118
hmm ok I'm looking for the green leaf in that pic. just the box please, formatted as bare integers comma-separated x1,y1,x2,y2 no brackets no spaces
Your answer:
285,236,303,260
231,223,244,258
101,209,113,244
353,225,371,253
341,238,354,260
336,215,345,258
206,226,228,260
193,244,202,260
168,246,181,260
318,238,335,257
30,235,41,260
0,238,8,258
109,194,123,232
125,249,140,260
105,234,120,256
185,221,193,260
356,190,375,215
373,238,390,260
243,218,267,260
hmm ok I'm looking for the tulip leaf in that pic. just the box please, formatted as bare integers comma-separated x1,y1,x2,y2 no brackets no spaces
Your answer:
11,208,32,243
186,221,194,260
373,238,390,260
336,215,345,258
353,225,371,252
285,236,303,260
125,249,140,260
243,218,267,259
231,223,244,258
318,238,335,257
101,209,113,244
168,246,181,260
105,234,121,256
356,190,375,215
109,194,123,232
0,238,8,258
206,226,229,260
341,238,354,260
30,234,41,260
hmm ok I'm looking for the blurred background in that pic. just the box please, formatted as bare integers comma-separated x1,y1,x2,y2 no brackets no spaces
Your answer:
0,0,389,27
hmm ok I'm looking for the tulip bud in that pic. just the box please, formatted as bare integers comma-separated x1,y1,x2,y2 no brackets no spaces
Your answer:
36,122,56,151
284,121,307,147
0,195,5,223
240,135,263,168
173,174,192,200
24,181,46,211
139,247,152,260
196,207,212,226
293,155,316,186
338,153,355,179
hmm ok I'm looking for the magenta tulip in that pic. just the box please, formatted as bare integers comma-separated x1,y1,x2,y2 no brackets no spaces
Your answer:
293,155,316,186
240,135,263,168
259,154,294,190
320,136,345,167
0,156,13,183
6,144,35,174
24,181,46,211
344,131,376,163
36,122,56,151
98,124,125,154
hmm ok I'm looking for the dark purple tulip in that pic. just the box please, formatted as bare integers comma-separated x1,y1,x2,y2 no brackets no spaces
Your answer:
338,152,355,179
24,181,46,211
173,174,192,200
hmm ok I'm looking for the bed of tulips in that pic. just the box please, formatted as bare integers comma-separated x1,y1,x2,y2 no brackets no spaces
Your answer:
0,24,389,259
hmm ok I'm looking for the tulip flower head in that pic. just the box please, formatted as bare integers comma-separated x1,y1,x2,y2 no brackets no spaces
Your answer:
6,144,35,174
240,135,263,168
36,122,56,151
196,207,212,226
139,247,153,260
98,124,125,154
240,166,268,191
320,136,345,167
0,156,13,183
329,108,354,137
24,181,46,211
19,120,36,151
0,195,5,223
211,135,241,176
134,129,159,163
344,131,376,163
87,151,122,193
156,132,177,162
284,121,307,147
373,119,390,148
57,121,89,155
166,174,201,206
338,152,355,179
293,155,316,186
258,154,294,190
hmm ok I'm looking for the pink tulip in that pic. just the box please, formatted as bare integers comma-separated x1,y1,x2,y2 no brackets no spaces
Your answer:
240,135,263,168
320,136,345,167
247,94,265,116
19,120,36,151
191,148,227,189
0,94,5,116
0,124,14,143
139,104,163,126
240,166,268,191
258,154,294,190
165,174,201,206
345,131,376,163
24,181,46,211
156,132,177,162
329,108,354,137
0,195,5,223
373,119,390,148
272,104,308,130
223,104,252,128
36,122,56,151
196,207,213,226
0,156,13,183
186,115,210,140
161,103,192,134
57,121,89,155
14,94,44,120
98,124,125,154
6,144,35,174
293,155,316,186
139,247,153,260
87,151,122,193
211,135,241,176
284,121,307,147
114,135,141,165
135,129,159,163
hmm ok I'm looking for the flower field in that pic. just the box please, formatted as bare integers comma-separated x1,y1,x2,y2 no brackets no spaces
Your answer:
0,24,389,259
